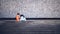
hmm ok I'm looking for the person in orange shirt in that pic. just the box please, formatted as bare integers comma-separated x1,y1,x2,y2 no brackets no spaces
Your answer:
16,13,20,22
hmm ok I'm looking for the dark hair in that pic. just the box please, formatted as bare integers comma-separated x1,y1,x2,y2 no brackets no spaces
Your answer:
17,13,20,15
20,14,25,17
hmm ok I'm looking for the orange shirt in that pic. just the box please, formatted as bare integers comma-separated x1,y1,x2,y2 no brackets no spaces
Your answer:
16,15,20,22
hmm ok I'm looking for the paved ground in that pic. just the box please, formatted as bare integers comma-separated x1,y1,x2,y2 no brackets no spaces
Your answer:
0,20,60,34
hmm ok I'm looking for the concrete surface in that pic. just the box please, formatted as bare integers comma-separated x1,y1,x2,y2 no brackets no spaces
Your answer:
0,0,60,18
0,20,60,34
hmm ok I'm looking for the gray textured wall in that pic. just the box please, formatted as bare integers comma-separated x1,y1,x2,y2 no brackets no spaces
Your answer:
0,0,60,18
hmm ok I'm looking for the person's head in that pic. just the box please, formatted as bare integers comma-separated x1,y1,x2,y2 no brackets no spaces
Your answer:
17,13,20,15
20,14,25,17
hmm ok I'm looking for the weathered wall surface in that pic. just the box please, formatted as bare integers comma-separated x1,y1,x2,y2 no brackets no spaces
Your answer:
0,0,60,18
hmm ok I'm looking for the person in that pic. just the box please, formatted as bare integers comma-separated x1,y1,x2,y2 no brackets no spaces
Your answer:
20,14,26,21
16,13,20,22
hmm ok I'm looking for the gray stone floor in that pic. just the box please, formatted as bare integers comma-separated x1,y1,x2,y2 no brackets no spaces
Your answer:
0,20,60,34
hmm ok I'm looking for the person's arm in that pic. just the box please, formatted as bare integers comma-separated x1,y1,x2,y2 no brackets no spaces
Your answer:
19,15,20,19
